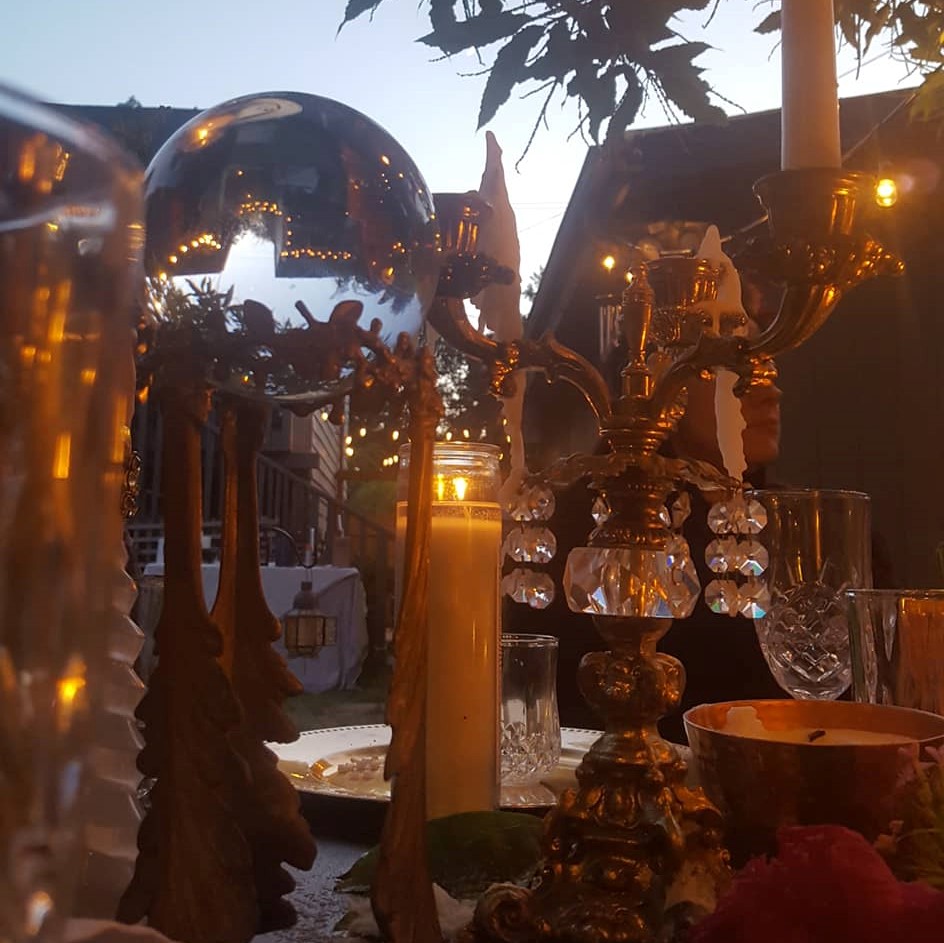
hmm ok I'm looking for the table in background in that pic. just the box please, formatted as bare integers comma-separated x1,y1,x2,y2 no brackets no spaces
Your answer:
142,564,368,693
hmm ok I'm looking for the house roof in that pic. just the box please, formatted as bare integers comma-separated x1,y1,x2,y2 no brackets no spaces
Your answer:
527,87,917,340
53,102,201,166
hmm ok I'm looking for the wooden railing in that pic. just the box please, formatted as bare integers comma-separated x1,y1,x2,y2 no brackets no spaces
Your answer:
130,403,394,671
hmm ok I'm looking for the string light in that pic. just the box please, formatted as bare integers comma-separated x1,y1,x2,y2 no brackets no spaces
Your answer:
392,430,400,441
345,435,353,445
279,248,352,261
359,427,367,437
344,446,354,457
875,177,898,208
602,254,616,271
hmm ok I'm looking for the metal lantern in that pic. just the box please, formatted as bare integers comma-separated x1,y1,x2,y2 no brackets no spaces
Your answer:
282,580,337,657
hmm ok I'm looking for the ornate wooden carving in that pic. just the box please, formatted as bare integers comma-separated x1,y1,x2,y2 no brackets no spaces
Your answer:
371,349,444,943
214,396,317,932
118,382,257,943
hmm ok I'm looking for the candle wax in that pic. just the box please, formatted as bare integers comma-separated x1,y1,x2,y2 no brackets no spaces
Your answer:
721,705,914,745
781,0,842,169
396,501,501,819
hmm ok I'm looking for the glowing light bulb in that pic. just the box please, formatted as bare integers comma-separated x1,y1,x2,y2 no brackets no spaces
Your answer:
392,430,400,441
875,177,898,208
602,254,616,271
345,446,354,457
359,427,367,437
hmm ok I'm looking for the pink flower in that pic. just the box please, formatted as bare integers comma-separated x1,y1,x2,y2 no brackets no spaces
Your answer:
690,826,944,943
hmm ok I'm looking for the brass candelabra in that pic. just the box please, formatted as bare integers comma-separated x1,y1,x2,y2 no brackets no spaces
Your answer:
426,169,902,943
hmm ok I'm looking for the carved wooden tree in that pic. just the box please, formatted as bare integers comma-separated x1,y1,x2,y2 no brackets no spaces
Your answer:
118,381,257,943
213,397,317,932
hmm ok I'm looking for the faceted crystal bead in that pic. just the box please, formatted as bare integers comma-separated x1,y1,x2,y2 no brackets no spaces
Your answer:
705,536,739,574
503,526,557,564
664,534,691,568
504,490,532,522
527,526,557,563
704,579,740,616
736,538,769,577
670,491,692,529
527,484,556,521
707,493,747,535
502,527,527,563
743,498,768,535
738,576,771,619
504,483,556,522
658,505,672,528
501,568,530,604
564,545,700,619
525,572,555,610
666,552,701,618
591,494,611,526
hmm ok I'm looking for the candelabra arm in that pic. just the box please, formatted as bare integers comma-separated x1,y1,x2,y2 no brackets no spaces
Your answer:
426,296,500,361
647,333,743,425
744,169,904,359
427,296,612,423
515,334,613,424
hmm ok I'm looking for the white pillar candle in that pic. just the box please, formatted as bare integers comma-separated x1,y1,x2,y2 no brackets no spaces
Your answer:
781,0,842,169
394,443,502,820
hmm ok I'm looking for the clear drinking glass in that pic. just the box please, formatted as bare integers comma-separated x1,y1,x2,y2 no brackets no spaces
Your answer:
0,86,142,938
749,489,872,699
500,634,561,785
847,589,944,714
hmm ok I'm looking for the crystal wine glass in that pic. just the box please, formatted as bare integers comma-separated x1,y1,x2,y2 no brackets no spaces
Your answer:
749,489,872,699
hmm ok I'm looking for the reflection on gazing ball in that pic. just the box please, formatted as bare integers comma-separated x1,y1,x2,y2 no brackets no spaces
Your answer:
143,91,440,391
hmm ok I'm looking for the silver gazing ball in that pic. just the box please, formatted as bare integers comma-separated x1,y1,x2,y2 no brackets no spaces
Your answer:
143,92,440,396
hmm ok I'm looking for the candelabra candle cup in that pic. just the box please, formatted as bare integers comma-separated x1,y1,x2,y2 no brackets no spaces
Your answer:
847,589,944,714
0,86,142,939
396,442,502,819
500,634,561,785
748,489,872,700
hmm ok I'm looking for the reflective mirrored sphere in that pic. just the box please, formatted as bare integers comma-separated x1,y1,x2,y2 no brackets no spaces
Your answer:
143,91,440,396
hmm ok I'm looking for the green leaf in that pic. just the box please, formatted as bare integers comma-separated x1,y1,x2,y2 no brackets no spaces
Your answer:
754,10,781,34
526,20,575,82
605,71,645,142
429,0,457,34
340,0,382,26
478,25,544,128
336,810,543,898
910,70,944,124
567,63,617,143
646,41,727,124
420,11,530,55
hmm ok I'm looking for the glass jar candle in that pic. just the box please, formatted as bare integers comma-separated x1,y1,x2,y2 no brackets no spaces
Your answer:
396,442,502,819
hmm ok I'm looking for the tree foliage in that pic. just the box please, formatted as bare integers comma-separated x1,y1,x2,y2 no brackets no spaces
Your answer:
342,1,944,146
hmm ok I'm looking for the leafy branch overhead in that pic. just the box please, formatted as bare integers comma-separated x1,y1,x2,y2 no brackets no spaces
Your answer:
342,1,944,145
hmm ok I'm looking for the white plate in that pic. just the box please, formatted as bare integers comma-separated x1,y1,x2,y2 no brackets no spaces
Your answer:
270,725,601,809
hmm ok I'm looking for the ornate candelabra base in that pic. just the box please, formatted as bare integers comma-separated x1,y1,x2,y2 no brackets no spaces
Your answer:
476,616,729,943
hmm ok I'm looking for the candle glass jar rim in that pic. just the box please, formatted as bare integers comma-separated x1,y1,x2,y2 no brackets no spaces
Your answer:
501,633,559,647
398,441,501,461
844,588,944,600
746,487,870,503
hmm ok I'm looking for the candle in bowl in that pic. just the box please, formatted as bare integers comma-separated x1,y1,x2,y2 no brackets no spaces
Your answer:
685,699,944,864
396,443,502,820
781,0,842,169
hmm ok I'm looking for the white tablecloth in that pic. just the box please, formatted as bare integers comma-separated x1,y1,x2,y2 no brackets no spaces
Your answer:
143,564,368,693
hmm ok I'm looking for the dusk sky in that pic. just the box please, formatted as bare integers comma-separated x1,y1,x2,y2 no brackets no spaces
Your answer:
3,1,912,293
